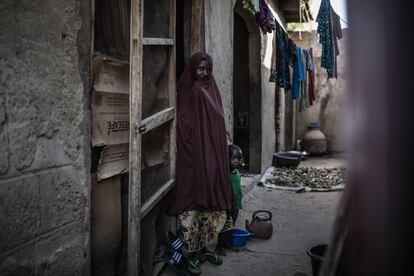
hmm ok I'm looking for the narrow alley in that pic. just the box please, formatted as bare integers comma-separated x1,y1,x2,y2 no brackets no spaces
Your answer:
4,0,414,275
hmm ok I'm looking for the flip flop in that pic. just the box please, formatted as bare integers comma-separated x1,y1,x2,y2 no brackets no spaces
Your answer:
203,248,223,265
187,258,202,275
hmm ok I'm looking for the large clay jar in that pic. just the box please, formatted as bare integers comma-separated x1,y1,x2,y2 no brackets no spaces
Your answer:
303,123,327,155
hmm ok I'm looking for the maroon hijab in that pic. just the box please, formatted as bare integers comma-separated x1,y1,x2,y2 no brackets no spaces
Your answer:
168,52,233,215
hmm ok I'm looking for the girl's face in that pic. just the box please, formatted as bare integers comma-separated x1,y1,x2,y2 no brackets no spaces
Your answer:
196,60,212,81
230,149,243,170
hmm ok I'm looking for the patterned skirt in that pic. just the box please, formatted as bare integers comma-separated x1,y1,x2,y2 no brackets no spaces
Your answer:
178,210,233,253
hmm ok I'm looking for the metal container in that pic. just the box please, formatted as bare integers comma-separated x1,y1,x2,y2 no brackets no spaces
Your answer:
245,210,273,239
272,152,301,168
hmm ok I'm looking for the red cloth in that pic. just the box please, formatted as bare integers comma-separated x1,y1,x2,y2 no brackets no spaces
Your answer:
168,52,233,215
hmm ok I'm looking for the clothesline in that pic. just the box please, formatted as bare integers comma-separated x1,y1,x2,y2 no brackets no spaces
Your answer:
243,0,342,106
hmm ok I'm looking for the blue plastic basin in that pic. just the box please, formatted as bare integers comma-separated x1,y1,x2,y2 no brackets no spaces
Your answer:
231,228,253,247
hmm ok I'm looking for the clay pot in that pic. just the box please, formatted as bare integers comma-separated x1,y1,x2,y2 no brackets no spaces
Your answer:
303,123,327,155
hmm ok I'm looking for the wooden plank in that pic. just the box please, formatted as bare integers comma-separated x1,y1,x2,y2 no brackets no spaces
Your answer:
141,179,175,218
191,0,205,54
139,107,175,134
128,0,143,275
168,0,177,180
95,52,130,66
143,37,175,45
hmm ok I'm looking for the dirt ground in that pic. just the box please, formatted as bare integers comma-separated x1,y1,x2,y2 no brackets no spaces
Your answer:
162,156,344,276
201,186,342,276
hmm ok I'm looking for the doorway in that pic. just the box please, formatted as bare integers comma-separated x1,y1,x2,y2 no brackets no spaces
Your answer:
233,5,262,173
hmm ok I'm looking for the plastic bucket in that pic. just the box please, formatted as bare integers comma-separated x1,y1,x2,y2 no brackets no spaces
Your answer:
307,244,328,276
231,228,253,247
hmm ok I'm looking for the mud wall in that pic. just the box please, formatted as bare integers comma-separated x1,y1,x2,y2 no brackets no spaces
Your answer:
0,0,91,275
290,30,348,152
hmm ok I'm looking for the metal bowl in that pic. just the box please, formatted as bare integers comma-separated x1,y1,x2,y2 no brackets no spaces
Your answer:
272,152,302,168
286,151,308,160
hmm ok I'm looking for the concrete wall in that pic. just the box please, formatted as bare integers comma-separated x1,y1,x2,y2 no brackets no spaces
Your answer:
205,0,291,173
0,1,91,275
290,30,348,152
260,0,289,171
260,33,277,172
204,0,237,137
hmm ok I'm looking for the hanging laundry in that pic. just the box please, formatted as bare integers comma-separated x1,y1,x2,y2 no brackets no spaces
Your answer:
270,24,291,90
299,48,310,112
242,0,256,15
303,48,316,104
256,0,276,33
292,45,306,100
316,0,342,79
331,9,343,77
288,38,297,65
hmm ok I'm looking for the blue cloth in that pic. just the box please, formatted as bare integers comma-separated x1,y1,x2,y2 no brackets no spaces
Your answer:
316,0,342,79
292,45,306,99
271,24,291,89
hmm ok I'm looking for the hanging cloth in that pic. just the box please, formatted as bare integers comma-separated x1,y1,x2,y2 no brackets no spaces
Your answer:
270,24,292,90
292,45,306,100
303,48,316,105
288,38,297,66
256,0,276,33
316,0,342,79
299,48,310,112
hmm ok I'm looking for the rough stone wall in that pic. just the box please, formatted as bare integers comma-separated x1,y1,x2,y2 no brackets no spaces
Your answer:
290,30,348,152
0,0,91,275
204,0,237,137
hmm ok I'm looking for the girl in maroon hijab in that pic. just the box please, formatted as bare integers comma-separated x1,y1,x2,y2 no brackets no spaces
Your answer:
169,52,233,274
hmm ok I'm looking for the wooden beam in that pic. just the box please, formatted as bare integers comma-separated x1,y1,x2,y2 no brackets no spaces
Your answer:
139,107,175,134
97,52,130,66
168,0,177,181
191,0,205,54
140,179,175,218
128,0,143,275
142,37,175,45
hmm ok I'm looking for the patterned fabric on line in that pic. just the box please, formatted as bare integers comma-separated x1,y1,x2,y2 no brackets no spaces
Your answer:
316,0,343,79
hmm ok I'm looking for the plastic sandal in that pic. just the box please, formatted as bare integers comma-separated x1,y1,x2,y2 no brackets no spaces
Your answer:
187,258,202,275
202,248,223,265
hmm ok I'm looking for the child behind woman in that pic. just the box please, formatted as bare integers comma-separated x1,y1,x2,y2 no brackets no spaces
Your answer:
215,144,244,256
